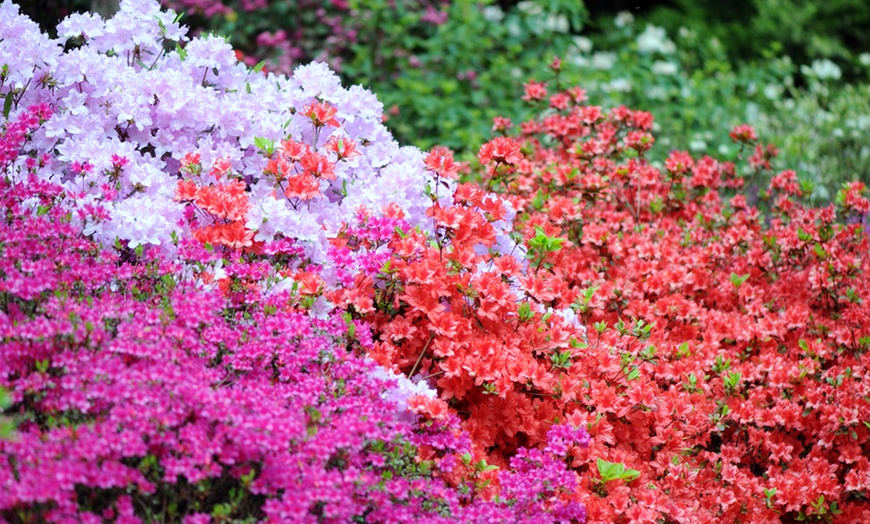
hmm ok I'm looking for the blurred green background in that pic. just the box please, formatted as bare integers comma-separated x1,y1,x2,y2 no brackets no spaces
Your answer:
21,0,870,204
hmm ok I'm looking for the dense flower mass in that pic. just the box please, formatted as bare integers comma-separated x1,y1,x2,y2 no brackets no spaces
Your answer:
0,2,588,522
469,78,870,522
0,123,586,524
3,1,870,523
1,0,447,276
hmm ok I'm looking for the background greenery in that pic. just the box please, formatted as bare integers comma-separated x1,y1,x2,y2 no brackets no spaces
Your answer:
23,0,870,204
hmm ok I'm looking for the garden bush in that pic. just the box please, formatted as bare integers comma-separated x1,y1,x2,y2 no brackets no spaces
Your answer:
0,1,588,521
633,0,870,84
26,1,866,204
752,80,870,204
2,0,870,523
457,76,870,522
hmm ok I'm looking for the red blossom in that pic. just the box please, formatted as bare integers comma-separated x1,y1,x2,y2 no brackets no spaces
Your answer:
303,100,340,128
324,135,360,160
478,137,523,166
284,173,321,200
522,80,548,102
730,123,758,143
424,146,461,180
299,151,336,180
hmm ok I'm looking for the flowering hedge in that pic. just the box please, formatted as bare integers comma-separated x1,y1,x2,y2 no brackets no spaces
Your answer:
2,1,870,523
0,169,590,522
464,78,870,521
0,1,588,522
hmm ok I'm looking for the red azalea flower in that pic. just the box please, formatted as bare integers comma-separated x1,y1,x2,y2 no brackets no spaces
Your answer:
325,135,360,160
730,123,758,143
424,146,461,180
303,101,340,128
478,137,522,166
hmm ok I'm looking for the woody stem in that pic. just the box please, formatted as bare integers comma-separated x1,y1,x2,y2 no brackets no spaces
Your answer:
409,331,435,378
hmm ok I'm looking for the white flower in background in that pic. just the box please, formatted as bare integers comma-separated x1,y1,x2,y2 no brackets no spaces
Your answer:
543,14,569,33
482,5,504,22
570,55,590,67
506,17,522,38
516,1,543,16
647,86,667,100
614,11,634,28
591,51,616,70
637,24,676,54
689,139,707,152
801,59,842,80
860,53,870,66
764,83,783,100
606,78,631,92
573,35,593,54
651,60,678,76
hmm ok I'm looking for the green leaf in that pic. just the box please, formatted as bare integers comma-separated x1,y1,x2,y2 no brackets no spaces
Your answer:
35,359,49,373
730,273,750,288
797,228,812,242
342,311,356,340
3,91,13,120
517,301,535,322
254,136,276,156
724,371,741,391
596,458,640,483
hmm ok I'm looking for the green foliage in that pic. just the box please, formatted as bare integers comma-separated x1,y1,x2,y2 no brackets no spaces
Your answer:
753,82,870,203
641,0,870,83
556,13,790,160
0,388,13,439
595,458,640,483
343,0,586,151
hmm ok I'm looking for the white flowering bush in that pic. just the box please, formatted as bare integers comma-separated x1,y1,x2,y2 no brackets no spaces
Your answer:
1,0,466,279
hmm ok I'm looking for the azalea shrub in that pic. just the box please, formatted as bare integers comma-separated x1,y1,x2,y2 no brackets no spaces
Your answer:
0,0,449,274
3,0,870,523
0,2,590,522
0,171,588,523
459,76,869,521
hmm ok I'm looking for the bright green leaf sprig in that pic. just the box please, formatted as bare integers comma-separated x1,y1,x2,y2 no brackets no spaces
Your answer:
0,388,14,439
596,458,640,483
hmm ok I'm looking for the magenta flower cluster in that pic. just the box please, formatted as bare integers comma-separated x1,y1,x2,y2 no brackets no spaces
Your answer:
0,171,587,522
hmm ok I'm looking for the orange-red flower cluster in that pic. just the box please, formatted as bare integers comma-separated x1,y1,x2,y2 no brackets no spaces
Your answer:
175,170,254,250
